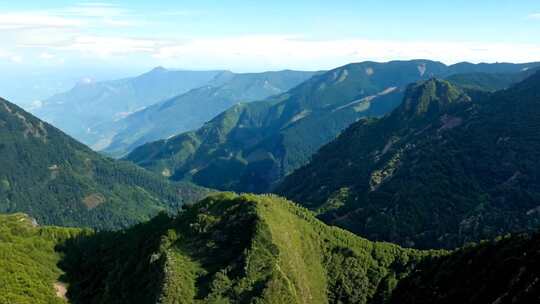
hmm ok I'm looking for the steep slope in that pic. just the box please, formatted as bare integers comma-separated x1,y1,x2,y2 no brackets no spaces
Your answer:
126,60,456,193
33,68,224,148
101,70,316,157
0,213,85,304
126,61,540,194
3,197,537,304
60,193,440,304
0,97,210,229
278,73,540,249
389,233,540,304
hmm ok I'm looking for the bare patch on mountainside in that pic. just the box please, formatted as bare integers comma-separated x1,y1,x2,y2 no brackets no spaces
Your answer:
83,193,106,209
54,282,68,301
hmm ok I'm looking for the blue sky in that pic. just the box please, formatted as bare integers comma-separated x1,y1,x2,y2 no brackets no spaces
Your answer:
0,1,539,105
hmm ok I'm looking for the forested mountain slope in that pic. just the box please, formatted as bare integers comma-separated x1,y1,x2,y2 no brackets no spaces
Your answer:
0,97,210,229
279,73,540,249
59,193,439,304
389,233,540,303
125,60,450,192
125,61,540,194
100,70,316,157
2,194,537,303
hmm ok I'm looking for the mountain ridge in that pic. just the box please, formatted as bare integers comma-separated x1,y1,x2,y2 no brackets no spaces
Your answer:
125,60,540,194
99,69,317,157
278,71,540,248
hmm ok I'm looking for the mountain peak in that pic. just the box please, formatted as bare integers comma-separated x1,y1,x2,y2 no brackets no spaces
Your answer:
397,78,471,121
150,66,168,73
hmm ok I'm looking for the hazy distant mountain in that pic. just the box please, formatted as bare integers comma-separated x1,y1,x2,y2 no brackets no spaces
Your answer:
32,67,224,148
0,97,209,230
278,72,540,249
125,60,540,194
100,70,316,157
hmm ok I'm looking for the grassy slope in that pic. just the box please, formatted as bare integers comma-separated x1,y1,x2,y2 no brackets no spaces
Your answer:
0,213,86,304
60,193,442,304
2,195,536,303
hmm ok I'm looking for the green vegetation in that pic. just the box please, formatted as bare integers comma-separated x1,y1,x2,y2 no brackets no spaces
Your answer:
389,233,540,303
125,61,540,194
279,73,540,249
126,60,449,193
59,193,442,303
102,70,316,157
1,194,537,303
0,98,210,230
0,213,86,304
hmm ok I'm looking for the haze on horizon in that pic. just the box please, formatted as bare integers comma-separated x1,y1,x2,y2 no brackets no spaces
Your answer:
1,0,539,106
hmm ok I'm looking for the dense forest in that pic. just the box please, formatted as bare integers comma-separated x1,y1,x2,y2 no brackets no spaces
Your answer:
279,72,540,249
0,98,210,230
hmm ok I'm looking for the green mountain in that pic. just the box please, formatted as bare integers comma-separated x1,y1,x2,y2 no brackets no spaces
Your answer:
0,97,210,229
32,68,224,149
100,70,316,157
125,60,449,192
278,72,540,249
3,194,537,303
389,233,540,304
125,60,540,194
59,193,438,304
0,213,85,304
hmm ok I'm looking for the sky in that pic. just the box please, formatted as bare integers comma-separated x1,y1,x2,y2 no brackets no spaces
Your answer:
1,0,540,105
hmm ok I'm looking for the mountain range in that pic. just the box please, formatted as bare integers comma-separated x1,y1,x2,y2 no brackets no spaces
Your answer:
32,68,225,149
125,60,540,194
2,59,540,303
278,71,540,249
0,97,209,230
99,70,316,157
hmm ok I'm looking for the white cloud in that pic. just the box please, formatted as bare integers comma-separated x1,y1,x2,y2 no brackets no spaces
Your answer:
54,35,164,58
0,4,539,71
528,13,540,20
0,13,84,29
60,3,127,18
10,55,23,63
40,52,55,59
151,36,540,70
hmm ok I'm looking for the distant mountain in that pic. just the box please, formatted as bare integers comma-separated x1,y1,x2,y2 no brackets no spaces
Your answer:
125,60,540,193
32,68,224,148
100,70,316,157
0,97,210,229
278,73,540,249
